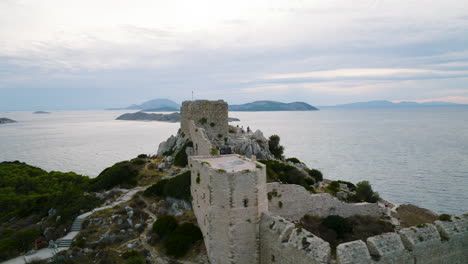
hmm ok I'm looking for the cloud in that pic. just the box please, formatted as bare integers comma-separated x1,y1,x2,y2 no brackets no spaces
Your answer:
261,68,468,81
1,0,468,109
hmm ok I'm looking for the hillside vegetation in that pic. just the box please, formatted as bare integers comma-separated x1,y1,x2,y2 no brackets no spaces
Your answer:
0,161,102,260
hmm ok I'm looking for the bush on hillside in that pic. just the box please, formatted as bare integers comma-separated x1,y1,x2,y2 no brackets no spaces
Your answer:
144,171,191,201
89,161,142,191
306,169,323,182
153,215,178,237
439,214,452,222
0,229,41,260
174,141,193,167
122,250,145,264
0,161,102,260
355,181,380,203
164,223,203,257
321,215,353,239
335,180,356,191
268,135,284,159
258,160,309,186
286,157,302,164
327,181,340,194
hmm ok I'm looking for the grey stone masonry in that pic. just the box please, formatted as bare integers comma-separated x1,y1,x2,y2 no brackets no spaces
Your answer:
190,154,267,264
181,100,228,142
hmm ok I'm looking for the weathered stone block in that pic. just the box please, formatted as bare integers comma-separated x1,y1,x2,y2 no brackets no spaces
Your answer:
336,240,371,264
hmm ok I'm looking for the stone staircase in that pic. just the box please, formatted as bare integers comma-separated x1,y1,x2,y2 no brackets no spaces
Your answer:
71,218,83,232
56,239,73,248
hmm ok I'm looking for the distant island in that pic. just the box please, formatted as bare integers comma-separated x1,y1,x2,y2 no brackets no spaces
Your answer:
0,118,16,124
107,98,180,110
34,111,51,114
109,99,319,112
116,111,240,122
229,100,318,111
142,107,179,112
322,100,466,109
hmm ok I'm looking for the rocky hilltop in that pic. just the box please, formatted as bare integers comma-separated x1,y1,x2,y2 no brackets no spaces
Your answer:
0,117,16,124
229,100,318,111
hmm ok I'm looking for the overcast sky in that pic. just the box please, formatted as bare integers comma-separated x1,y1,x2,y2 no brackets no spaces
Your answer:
1,0,468,110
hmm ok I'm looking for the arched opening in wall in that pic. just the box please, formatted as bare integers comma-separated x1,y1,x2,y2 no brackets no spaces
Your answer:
271,254,275,262
196,144,198,151
243,198,249,207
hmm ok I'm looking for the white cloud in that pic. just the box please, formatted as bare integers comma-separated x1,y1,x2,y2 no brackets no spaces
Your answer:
261,68,468,81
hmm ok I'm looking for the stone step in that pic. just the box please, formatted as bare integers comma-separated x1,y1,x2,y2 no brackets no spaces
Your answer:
57,239,73,248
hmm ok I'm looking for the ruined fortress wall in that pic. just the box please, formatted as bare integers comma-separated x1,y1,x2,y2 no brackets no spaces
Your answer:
336,215,468,264
260,213,468,264
259,214,331,264
190,155,267,264
181,100,228,141
267,183,382,222
188,120,212,156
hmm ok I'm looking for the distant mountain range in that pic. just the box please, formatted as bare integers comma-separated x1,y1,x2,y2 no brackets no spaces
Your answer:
229,101,318,111
108,99,318,112
107,99,180,110
322,100,466,109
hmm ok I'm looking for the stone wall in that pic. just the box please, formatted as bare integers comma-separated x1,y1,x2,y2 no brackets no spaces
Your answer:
260,213,468,264
259,213,331,264
188,120,213,156
336,214,468,264
181,100,228,141
190,155,268,264
267,183,382,222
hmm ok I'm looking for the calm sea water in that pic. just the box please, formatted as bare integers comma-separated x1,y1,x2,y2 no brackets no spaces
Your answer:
1,108,467,215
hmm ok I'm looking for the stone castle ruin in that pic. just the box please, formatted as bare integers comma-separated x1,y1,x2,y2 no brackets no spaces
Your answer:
177,100,468,264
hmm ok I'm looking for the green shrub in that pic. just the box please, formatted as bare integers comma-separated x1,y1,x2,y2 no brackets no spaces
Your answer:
336,180,356,191
304,177,315,186
258,160,309,186
210,122,216,127
286,157,302,164
302,184,316,193
89,161,140,191
165,223,203,257
144,171,191,201
131,158,146,166
174,141,193,167
322,215,352,239
137,154,148,159
122,251,145,264
439,214,452,222
153,215,178,237
210,147,219,156
306,169,323,182
268,135,285,159
327,181,340,194
355,181,380,203
0,161,102,260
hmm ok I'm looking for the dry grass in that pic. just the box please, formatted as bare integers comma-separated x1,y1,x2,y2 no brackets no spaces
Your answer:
396,204,438,227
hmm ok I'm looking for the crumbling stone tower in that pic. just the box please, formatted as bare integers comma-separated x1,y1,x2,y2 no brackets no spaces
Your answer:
190,154,267,264
180,100,228,141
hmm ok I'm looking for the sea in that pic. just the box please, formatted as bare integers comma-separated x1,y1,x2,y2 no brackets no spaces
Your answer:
1,108,467,215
